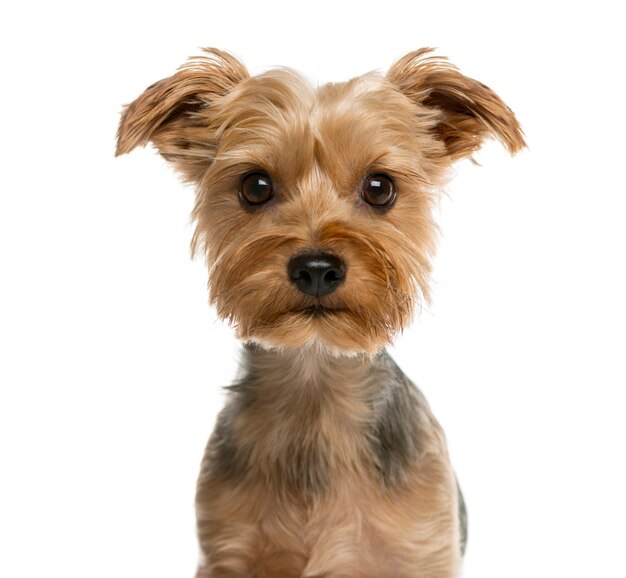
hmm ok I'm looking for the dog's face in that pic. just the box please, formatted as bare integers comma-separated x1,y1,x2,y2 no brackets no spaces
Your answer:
117,49,524,355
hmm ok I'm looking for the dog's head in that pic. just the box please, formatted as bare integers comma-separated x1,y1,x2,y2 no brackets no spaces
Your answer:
117,48,525,355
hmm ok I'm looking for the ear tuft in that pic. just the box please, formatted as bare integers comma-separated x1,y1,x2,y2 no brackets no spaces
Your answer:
115,48,249,180
388,48,526,161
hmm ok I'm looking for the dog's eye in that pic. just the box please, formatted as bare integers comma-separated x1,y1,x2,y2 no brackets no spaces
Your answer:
362,174,396,208
239,172,274,206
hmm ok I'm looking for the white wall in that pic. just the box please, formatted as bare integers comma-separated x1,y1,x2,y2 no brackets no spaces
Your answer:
1,2,624,577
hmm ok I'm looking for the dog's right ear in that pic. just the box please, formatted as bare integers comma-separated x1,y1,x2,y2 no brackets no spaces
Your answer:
116,48,249,182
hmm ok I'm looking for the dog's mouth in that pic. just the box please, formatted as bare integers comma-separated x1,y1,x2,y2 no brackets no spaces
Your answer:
295,305,347,317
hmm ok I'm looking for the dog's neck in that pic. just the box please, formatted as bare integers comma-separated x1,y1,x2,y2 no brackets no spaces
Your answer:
223,342,422,495
238,342,384,399
224,343,389,495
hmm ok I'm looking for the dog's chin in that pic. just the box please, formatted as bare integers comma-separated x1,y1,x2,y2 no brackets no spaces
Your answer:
235,307,392,357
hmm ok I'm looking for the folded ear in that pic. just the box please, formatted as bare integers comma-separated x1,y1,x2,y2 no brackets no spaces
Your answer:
116,48,249,182
387,48,526,161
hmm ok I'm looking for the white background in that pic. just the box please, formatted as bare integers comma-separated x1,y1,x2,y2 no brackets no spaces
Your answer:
1,1,624,577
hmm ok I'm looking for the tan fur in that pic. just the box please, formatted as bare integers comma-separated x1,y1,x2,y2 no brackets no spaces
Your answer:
116,48,525,577
195,349,458,577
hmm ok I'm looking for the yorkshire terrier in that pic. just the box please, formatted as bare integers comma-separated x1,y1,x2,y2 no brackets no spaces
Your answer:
116,48,525,577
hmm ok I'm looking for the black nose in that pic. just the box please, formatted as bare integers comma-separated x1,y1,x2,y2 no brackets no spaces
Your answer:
288,252,346,297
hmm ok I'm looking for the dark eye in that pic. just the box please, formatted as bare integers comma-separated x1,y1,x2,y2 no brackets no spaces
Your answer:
239,172,274,206
361,174,396,208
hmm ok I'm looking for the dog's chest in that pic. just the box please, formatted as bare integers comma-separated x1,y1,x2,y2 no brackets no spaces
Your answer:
208,349,426,498
233,371,375,499
196,350,456,576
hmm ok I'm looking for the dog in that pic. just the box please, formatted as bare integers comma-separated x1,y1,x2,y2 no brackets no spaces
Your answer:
116,47,525,577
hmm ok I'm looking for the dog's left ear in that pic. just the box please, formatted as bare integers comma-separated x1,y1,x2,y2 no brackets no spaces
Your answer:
387,48,526,161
